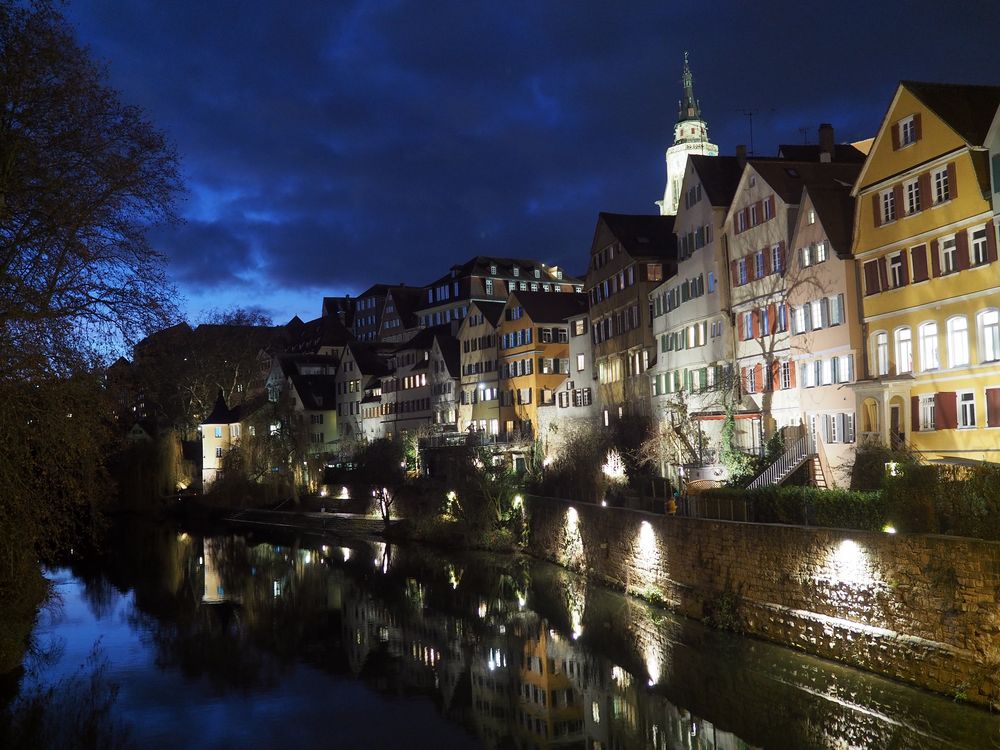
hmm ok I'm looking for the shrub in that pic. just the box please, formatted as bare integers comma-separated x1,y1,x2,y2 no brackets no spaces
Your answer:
702,485,885,531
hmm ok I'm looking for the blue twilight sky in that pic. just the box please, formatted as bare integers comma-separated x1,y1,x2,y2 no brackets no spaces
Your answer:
64,0,997,326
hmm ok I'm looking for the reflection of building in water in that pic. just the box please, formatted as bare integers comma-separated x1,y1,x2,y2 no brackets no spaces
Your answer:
515,621,585,746
201,537,232,603
470,633,517,748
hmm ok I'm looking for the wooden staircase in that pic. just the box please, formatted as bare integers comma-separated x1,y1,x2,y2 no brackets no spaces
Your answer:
746,434,814,490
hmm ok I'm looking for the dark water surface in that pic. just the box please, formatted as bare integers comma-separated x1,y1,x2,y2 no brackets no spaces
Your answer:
13,521,1000,749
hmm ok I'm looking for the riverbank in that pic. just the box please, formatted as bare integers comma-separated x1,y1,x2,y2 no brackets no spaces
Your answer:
525,494,1000,710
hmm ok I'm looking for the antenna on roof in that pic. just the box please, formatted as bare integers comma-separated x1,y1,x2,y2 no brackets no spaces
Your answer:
798,126,809,144
735,109,758,155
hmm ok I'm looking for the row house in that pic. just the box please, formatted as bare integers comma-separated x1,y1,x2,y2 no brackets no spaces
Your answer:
650,155,742,477
852,81,1000,465
725,159,862,441
200,392,253,489
457,300,505,435
787,181,864,486
418,256,583,330
335,342,391,444
586,213,678,424
497,291,587,439
429,333,460,429
379,325,456,439
352,283,412,342
377,286,424,343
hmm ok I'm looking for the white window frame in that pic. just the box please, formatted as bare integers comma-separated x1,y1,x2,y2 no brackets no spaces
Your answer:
958,391,976,429
895,327,913,374
979,308,1000,363
947,316,969,368
933,167,950,204
919,321,939,371
881,188,896,223
874,331,889,376
905,179,920,214
971,227,988,266
900,116,916,146
890,252,904,288
940,236,957,274
920,395,936,431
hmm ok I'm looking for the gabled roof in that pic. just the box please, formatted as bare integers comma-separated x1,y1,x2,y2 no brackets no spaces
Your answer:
800,183,856,259
776,144,867,163
344,342,391,377
472,301,505,327
748,160,862,205
902,80,1000,146
508,291,588,324
395,324,452,353
688,155,745,207
270,353,339,379
322,295,356,326
357,283,412,299
433,334,460,378
283,314,353,354
384,286,424,329
590,212,677,260
423,255,581,287
203,391,238,425
289,374,338,411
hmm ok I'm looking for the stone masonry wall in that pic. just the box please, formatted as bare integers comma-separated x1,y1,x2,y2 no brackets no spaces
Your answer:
527,496,1000,708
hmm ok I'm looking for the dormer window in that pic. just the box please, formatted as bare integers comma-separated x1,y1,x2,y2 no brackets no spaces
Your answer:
490,264,497,275
534,268,540,278
512,267,520,277
899,115,917,147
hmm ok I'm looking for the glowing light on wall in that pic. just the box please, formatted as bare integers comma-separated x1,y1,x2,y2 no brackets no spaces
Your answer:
559,506,586,571
478,600,488,619
602,449,627,484
373,542,391,573
883,524,897,534
339,486,349,499
829,539,869,585
630,520,664,599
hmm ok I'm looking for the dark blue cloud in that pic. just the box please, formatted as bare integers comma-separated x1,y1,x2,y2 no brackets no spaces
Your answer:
65,0,997,323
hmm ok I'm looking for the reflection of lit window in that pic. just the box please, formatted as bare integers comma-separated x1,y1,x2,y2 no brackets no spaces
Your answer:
591,701,600,724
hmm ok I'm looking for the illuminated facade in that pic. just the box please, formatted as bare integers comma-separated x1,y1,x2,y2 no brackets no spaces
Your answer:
851,81,1000,463
456,300,504,435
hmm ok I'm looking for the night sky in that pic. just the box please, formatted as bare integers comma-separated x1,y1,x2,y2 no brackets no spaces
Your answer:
65,0,996,325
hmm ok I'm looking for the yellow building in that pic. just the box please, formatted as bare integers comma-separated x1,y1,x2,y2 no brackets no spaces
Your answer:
497,291,587,439
852,81,1000,463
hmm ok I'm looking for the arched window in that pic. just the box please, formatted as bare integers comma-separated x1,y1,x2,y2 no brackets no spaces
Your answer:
894,327,912,374
871,331,889,376
919,322,939,371
978,308,1000,363
946,316,969,368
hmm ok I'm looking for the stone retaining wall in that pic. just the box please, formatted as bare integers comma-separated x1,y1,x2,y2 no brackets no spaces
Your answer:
527,495,1000,708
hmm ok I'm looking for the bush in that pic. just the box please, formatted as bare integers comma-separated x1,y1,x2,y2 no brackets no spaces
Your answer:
703,485,886,531
935,464,1000,540
882,464,940,533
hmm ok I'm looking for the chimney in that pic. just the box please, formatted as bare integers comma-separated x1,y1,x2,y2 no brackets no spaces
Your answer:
736,144,747,169
819,123,834,163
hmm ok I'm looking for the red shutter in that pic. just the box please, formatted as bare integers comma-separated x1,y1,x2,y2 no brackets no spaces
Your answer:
863,260,880,295
947,162,958,200
956,229,970,270
752,310,760,338
768,303,777,335
872,193,882,227
911,396,921,432
754,200,763,225
987,219,998,263
987,388,1000,427
788,361,796,387
770,361,780,391
763,247,772,276
930,239,941,277
919,172,932,211
754,363,763,391
935,392,958,430
731,260,739,286
878,257,889,290
913,113,922,141
891,122,900,150
767,196,776,220
910,244,928,282
899,249,910,285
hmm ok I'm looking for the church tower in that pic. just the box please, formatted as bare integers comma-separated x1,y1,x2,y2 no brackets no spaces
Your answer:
656,52,718,216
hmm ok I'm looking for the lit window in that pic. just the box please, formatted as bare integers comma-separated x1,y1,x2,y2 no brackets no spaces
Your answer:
771,245,783,274
576,353,585,371
940,236,957,274
895,327,912,374
933,167,950,203
959,391,976,429
947,317,969,368
214,427,222,438
900,115,917,146
874,332,889,376
978,309,999,362
919,322,939,371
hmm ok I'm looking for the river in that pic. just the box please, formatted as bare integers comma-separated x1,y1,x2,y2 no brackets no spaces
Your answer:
6,520,1000,749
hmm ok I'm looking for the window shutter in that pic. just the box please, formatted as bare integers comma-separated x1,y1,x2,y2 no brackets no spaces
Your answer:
836,414,846,443
930,239,941,277
872,193,882,227
777,242,785,273
741,367,748,393
752,310,760,338
911,396,921,432
947,162,958,200
988,220,999,263
768,196,776,219
956,230,970,271
789,361,796,387
987,387,1000,427
820,298,830,327
731,260,739,285
910,244,928,282
913,113,922,141
935,392,957,430
919,172,932,211
899,249,910,285
878,257,890,290
864,261,880,295
770,361,780,391
754,363,763,391
768,303,776,334
822,414,831,442
846,355,854,382
803,303,812,331
891,122,901,150
763,247,772,275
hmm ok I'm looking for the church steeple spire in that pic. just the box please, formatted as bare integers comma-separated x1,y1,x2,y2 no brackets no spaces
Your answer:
677,51,701,122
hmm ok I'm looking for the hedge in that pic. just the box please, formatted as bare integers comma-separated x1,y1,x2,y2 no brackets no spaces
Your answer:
702,485,886,532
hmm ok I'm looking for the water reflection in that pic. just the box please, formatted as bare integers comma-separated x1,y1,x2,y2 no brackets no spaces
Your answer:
21,523,1000,750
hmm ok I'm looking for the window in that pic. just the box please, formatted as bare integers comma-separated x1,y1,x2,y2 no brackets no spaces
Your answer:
215,447,223,458
815,242,827,263
777,304,788,332
971,228,988,266
764,198,773,221
900,115,917,147
933,167,950,203
947,317,969,368
737,211,747,232
742,312,753,340
920,395,936,431
214,427,222,438
800,245,812,268
485,278,493,295
940,236,957,274
750,203,758,226
895,327,913,374
755,251,765,278
576,353,585,371
780,362,791,389
771,245,783,274
874,332,889,376
807,210,816,224
707,271,716,293
980,309,1000,362
919,322,939,371
890,252,904,287
738,259,748,285
959,391,976,429
747,367,757,393
905,179,921,214
881,188,896,223
647,263,663,281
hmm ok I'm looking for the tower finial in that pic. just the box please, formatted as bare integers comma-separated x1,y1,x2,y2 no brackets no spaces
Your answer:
677,51,700,123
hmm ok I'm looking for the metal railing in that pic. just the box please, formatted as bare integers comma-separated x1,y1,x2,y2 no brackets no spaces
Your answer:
746,434,812,490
